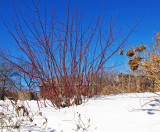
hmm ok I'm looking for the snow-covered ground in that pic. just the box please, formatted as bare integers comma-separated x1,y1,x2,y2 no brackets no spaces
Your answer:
1,92,160,132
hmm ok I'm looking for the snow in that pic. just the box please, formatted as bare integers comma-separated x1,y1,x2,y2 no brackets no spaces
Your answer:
1,92,160,132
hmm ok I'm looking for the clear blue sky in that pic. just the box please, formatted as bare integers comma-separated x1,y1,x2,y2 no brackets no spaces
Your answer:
0,0,160,73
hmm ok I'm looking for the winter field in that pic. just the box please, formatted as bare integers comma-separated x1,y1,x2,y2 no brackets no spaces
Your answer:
1,92,160,132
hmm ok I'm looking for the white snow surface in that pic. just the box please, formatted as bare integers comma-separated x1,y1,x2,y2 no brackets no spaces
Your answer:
1,92,160,132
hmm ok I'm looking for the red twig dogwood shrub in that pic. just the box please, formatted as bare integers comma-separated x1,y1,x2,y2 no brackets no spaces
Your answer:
1,0,141,108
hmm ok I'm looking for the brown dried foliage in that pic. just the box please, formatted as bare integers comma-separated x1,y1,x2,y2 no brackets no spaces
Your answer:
156,32,160,41
133,56,143,63
128,60,139,71
140,44,147,51
130,64,139,71
135,46,142,52
124,32,160,90
119,50,124,55
123,43,146,71
126,49,135,57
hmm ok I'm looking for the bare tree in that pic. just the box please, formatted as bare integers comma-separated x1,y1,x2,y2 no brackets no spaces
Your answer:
18,64,39,92
0,62,19,99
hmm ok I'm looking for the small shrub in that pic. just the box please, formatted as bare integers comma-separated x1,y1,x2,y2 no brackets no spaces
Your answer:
72,112,90,131
4,89,18,100
18,91,32,101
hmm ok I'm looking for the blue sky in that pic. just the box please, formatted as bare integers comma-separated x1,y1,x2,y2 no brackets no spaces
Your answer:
0,0,160,73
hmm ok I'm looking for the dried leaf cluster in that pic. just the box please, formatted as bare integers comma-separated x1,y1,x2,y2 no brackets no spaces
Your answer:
120,43,146,71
